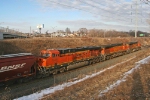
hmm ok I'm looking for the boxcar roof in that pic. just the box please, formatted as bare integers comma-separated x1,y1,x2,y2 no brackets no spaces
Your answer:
0,53,33,58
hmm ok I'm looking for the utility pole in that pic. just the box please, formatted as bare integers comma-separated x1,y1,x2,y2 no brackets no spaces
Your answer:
30,26,31,34
135,0,137,38
30,26,31,37
131,1,139,38
104,29,106,38
135,0,139,38
0,22,4,32
51,26,57,38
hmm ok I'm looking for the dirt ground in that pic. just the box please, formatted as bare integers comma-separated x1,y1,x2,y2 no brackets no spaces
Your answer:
0,37,149,55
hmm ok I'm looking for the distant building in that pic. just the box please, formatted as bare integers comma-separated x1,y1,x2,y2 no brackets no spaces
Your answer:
51,31,67,37
57,30,64,33
0,27,27,39
65,27,71,34
0,33,3,39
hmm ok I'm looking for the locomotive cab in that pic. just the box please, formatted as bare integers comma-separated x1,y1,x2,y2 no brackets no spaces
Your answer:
38,49,60,67
40,50,51,58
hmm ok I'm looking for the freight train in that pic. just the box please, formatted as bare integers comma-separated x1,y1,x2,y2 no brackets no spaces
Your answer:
0,41,141,86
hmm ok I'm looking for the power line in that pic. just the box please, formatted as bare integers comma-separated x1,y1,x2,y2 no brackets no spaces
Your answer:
80,0,150,26
78,0,131,19
139,0,150,26
131,1,149,21
91,0,128,7
47,0,130,22
45,0,149,32
141,0,150,6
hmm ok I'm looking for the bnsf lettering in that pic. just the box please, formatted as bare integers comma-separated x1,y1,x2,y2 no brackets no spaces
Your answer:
0,63,26,73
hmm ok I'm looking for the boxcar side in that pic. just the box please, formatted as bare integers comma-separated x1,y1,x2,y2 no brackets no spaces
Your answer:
0,53,36,84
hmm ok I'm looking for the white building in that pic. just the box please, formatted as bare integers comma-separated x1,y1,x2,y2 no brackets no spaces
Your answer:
0,33,3,39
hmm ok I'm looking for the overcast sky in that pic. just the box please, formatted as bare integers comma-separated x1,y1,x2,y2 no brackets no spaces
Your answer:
0,0,149,33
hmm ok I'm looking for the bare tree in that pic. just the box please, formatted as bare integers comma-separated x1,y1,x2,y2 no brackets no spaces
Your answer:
65,27,71,34
88,29,129,37
78,28,88,36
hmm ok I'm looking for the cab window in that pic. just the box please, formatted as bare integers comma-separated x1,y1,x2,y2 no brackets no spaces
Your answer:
41,53,50,57
52,54,55,57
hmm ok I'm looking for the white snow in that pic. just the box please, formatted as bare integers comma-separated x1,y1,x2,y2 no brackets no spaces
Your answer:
14,56,136,100
99,56,150,97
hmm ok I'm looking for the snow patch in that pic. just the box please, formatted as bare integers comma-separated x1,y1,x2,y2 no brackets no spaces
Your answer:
99,56,150,97
14,56,136,100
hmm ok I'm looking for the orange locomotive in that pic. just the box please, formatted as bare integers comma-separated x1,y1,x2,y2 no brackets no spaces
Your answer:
37,41,141,76
38,47,100,75
127,42,141,52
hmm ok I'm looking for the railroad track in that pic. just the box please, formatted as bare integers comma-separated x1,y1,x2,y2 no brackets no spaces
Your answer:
0,46,149,100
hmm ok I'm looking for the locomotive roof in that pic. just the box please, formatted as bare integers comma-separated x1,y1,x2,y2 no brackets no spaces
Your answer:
0,53,33,58
58,48,76,54
101,43,123,48
128,41,138,45
57,46,101,54
81,46,101,50
75,47,88,51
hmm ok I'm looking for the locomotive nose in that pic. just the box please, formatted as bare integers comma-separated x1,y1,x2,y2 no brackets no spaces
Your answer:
38,58,46,67
38,58,42,61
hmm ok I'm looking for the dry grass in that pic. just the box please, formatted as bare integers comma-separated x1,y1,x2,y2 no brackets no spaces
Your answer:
41,48,150,100
0,37,149,55
100,64,150,100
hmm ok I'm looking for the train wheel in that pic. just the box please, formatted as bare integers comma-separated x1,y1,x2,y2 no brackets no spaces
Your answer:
100,57,104,61
60,68,65,73
53,70,58,75
123,52,126,55
98,58,101,62
97,58,99,62
43,73,49,77
93,59,96,64
106,56,110,60
89,60,92,65
111,55,114,59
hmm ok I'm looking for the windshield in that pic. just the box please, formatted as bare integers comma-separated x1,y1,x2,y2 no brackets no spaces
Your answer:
41,53,50,57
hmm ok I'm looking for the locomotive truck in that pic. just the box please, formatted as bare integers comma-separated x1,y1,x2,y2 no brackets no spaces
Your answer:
0,41,141,86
